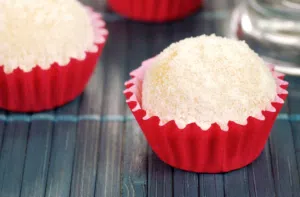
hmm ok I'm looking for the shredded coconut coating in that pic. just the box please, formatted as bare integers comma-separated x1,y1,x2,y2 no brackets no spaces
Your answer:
142,35,277,130
0,0,95,73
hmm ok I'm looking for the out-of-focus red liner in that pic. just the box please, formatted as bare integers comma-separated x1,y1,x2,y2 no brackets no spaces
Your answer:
108,0,203,22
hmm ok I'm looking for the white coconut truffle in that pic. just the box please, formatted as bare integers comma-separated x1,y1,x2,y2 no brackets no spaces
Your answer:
0,0,95,73
142,35,277,130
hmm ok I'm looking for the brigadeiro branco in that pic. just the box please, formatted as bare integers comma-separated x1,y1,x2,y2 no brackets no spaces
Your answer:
0,0,108,112
124,35,288,173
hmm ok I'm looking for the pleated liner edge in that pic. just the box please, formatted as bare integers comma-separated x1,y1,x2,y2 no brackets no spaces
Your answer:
0,7,108,112
124,57,288,173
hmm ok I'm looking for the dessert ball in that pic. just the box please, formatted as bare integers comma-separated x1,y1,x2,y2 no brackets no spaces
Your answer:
0,0,95,73
142,35,276,130
0,0,108,112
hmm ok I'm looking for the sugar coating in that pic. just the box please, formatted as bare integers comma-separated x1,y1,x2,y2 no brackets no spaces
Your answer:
0,0,95,73
142,35,277,130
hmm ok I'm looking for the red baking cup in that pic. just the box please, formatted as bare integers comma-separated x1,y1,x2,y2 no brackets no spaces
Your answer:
108,0,203,22
124,57,288,173
0,7,108,112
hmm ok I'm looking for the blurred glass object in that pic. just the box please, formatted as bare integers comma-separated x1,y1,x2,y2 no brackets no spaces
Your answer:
228,0,300,75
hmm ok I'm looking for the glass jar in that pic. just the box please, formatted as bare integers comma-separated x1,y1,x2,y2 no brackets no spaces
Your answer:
228,0,300,75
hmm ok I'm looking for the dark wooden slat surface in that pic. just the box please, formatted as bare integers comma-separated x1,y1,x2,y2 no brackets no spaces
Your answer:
199,174,224,197
247,146,276,197
20,118,53,197
148,153,173,197
270,121,300,197
94,21,128,197
287,76,300,183
44,101,80,197
0,111,6,163
0,1,299,197
69,66,105,197
122,119,148,197
174,170,198,197
0,120,30,197
121,22,149,197
224,168,249,197
269,102,300,197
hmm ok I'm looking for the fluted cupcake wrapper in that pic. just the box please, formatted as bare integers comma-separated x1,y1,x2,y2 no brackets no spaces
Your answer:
124,57,288,173
108,0,203,22
0,7,108,112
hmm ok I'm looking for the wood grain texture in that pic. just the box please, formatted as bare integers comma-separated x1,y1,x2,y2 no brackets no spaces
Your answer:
121,22,149,197
0,111,7,196
94,21,128,197
286,76,300,187
269,100,300,197
44,100,80,197
69,50,105,197
78,63,105,115
199,174,224,197
0,120,30,197
224,168,249,197
148,152,173,197
174,170,198,197
20,116,54,197
70,120,101,197
122,120,148,197
269,120,300,197
247,145,276,197
0,111,6,164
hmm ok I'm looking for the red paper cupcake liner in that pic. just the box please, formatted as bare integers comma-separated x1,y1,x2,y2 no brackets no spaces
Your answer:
108,0,203,22
124,57,288,173
0,7,108,112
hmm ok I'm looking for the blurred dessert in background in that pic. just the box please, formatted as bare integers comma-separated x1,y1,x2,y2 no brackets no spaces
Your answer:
108,0,203,22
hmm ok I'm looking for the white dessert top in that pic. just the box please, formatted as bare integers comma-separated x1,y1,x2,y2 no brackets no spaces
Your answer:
0,0,96,73
142,35,277,130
